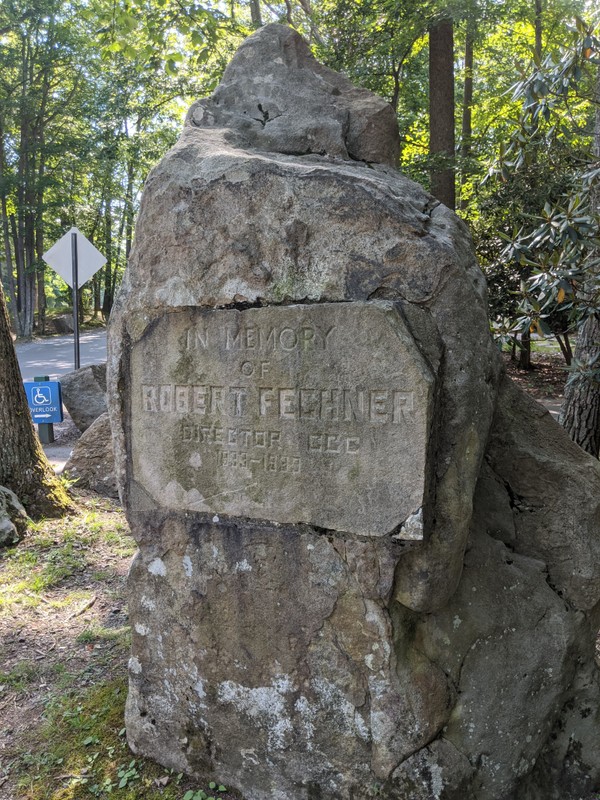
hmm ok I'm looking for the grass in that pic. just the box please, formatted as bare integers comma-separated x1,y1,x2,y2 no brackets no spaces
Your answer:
0,510,135,617
13,678,236,800
0,660,39,691
75,625,130,646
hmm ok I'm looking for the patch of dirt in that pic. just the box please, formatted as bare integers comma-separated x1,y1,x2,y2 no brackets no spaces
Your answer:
503,350,568,402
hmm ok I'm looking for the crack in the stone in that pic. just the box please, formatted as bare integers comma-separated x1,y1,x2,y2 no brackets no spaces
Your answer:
252,103,283,128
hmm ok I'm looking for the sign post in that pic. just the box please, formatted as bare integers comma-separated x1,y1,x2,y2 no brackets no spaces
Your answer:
71,232,80,369
42,227,106,371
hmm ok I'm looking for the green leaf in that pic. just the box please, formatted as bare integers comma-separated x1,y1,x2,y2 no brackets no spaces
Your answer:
121,14,138,32
183,791,195,800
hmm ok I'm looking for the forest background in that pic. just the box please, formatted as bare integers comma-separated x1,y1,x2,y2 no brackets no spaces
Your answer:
0,0,598,387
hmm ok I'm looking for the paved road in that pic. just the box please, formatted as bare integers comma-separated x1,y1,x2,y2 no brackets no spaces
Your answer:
14,330,107,380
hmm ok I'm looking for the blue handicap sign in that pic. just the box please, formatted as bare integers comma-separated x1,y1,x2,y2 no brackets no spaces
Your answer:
24,380,64,424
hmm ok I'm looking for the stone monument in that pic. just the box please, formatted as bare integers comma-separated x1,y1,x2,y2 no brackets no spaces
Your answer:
108,24,600,800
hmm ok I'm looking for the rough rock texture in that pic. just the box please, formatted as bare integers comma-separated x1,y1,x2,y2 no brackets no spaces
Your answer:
63,413,117,498
186,22,400,167
483,377,600,611
0,486,28,546
61,363,107,432
108,24,600,800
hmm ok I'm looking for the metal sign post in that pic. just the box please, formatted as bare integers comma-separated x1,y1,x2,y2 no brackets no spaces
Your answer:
71,231,80,369
42,226,106,371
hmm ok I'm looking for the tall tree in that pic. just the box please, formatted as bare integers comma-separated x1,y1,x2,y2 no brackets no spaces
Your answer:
458,16,474,209
0,279,72,517
429,16,455,208
0,0,85,337
560,64,600,455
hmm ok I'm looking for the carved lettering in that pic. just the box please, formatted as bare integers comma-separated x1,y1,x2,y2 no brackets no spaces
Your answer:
308,434,361,454
142,385,158,412
144,384,415,426
132,304,432,538
224,324,336,352
181,424,282,449
218,451,301,474
186,328,209,349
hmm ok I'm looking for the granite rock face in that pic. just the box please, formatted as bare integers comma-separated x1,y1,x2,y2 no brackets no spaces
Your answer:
111,24,498,612
185,22,400,167
61,363,107,432
108,24,600,800
64,412,118,498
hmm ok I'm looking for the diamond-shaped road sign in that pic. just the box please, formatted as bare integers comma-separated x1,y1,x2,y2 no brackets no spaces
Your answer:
42,226,106,288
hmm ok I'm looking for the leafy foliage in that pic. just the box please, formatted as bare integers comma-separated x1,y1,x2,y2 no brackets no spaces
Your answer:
485,18,599,362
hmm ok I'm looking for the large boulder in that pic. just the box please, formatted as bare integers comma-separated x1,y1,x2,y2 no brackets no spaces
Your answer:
111,24,499,614
107,24,600,800
52,314,74,334
63,412,117,498
60,363,107,432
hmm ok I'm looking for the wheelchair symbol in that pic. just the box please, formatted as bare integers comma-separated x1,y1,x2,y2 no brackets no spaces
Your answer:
32,386,51,405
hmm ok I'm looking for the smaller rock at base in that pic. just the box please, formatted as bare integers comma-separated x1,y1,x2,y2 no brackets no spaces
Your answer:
0,486,29,546
63,412,118,498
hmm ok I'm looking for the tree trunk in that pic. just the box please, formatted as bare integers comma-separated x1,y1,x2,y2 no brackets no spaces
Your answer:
93,273,102,317
125,158,135,263
0,280,72,517
554,331,572,366
249,0,262,28
560,314,600,456
459,22,474,210
35,107,48,335
559,66,600,454
518,331,532,370
429,17,455,209
534,0,542,60
0,126,19,331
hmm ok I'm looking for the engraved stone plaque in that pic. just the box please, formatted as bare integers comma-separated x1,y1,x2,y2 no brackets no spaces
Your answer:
129,302,434,537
